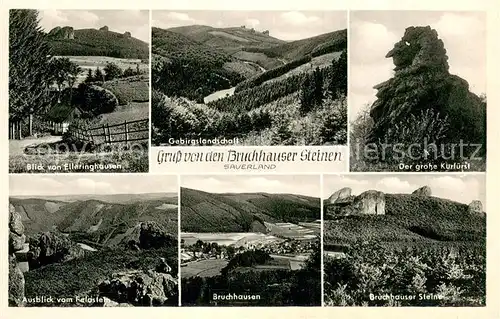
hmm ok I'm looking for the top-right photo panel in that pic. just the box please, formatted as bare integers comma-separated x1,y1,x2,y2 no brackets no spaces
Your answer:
349,11,486,172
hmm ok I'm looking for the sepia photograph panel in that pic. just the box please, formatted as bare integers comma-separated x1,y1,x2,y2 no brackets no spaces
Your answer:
349,11,486,172
151,10,347,147
8,175,179,307
322,174,486,306
9,10,150,173
180,175,321,306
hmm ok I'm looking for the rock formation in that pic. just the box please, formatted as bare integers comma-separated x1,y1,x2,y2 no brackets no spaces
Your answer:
327,187,352,203
48,26,74,39
412,186,432,196
27,231,86,269
366,26,486,161
468,200,483,215
97,268,177,306
99,26,109,31
325,190,385,217
9,204,26,306
352,190,386,215
123,31,131,38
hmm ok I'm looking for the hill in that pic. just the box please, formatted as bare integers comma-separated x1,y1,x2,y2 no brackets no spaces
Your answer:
323,193,486,248
9,195,179,244
47,27,149,59
152,25,348,146
181,187,320,232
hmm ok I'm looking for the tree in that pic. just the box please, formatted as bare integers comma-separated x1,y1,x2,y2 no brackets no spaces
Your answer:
299,75,315,114
94,67,104,82
67,62,82,102
123,67,135,77
313,67,324,106
104,62,122,81
84,68,94,83
9,9,53,138
328,49,347,100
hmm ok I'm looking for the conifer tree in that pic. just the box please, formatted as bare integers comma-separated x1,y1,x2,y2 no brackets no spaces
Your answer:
9,9,53,137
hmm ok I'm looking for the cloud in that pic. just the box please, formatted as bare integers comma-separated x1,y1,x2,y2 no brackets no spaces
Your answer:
434,13,485,38
375,177,414,194
39,10,100,31
351,21,398,64
280,11,321,26
245,18,260,29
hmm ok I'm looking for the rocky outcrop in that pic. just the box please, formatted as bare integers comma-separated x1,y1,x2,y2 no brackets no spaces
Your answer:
327,187,352,203
352,190,385,215
48,26,74,39
326,190,385,217
366,26,486,161
98,269,178,306
100,26,109,31
123,31,131,38
468,200,483,215
28,231,86,269
9,204,26,306
412,186,432,196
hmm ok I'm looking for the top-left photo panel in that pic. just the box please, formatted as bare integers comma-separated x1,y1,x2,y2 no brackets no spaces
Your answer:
9,9,150,173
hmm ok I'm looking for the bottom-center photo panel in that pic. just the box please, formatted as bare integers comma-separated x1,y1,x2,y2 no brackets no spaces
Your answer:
180,175,322,307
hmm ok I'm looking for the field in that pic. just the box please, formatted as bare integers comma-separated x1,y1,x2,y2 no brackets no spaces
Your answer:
182,232,282,247
61,56,149,86
181,259,229,278
99,102,149,126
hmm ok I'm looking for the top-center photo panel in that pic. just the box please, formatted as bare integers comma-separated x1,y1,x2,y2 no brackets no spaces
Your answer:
151,10,347,147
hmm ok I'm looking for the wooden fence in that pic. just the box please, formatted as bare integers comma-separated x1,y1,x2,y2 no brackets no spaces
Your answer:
68,118,149,148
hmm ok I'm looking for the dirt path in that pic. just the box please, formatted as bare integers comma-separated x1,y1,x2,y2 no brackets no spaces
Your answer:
9,135,63,156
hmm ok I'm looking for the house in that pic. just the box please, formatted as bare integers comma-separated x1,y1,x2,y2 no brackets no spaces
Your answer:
45,103,84,135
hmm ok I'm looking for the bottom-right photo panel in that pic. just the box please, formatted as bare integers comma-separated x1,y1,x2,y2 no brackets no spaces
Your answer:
323,174,486,307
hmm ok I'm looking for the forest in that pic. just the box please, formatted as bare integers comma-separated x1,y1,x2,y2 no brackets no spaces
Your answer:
152,48,347,146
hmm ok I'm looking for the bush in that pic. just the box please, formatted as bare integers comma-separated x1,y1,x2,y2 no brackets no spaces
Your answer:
77,84,119,115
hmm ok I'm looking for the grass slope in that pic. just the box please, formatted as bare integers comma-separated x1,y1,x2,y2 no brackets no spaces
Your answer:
48,28,149,59
324,193,486,246
181,187,320,232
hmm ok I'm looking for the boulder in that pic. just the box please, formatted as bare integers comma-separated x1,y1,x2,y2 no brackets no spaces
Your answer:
9,204,25,235
352,190,385,215
327,187,352,203
9,255,25,307
98,270,177,306
29,231,85,268
412,186,432,196
48,26,74,39
9,233,26,253
468,200,483,215
366,26,486,162
156,257,172,274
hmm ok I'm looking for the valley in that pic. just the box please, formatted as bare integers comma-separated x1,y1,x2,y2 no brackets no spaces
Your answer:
9,193,179,307
180,186,321,306
151,22,347,146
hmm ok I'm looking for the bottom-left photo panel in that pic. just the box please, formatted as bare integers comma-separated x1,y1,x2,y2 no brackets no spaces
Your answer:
8,174,180,307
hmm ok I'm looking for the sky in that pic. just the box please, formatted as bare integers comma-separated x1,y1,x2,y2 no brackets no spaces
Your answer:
182,175,321,197
350,11,486,121
39,10,150,43
9,175,178,196
152,10,347,41
323,174,486,205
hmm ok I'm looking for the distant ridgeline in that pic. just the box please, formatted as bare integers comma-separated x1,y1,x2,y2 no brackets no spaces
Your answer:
152,26,347,103
46,25,149,59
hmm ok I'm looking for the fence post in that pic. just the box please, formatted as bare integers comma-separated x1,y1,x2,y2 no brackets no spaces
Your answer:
102,124,107,145
106,123,111,145
124,120,129,149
